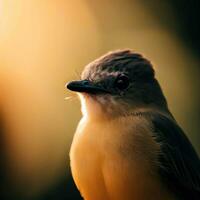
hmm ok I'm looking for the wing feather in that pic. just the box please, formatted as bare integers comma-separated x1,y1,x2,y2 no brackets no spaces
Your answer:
142,112,200,199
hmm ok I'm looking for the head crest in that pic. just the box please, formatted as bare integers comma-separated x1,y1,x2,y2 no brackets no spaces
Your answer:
82,49,155,81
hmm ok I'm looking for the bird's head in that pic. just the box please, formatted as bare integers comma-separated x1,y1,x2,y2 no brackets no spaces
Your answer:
66,50,168,119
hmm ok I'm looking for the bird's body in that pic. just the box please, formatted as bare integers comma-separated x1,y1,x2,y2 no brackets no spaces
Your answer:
70,109,175,200
67,50,200,200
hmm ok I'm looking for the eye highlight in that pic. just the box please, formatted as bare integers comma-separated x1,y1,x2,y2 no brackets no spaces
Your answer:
114,74,129,90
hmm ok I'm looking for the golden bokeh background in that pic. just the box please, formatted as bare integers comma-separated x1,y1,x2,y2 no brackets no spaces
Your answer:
0,0,199,199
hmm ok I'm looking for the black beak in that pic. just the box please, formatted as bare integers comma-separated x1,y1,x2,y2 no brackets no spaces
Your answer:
66,80,109,94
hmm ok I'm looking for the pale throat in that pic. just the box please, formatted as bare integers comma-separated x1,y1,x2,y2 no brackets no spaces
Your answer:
77,93,134,121
78,93,105,120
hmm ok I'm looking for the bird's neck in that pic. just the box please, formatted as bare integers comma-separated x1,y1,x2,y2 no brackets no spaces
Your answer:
78,93,173,122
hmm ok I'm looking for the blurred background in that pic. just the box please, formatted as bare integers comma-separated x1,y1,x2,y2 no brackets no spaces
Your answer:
0,0,199,199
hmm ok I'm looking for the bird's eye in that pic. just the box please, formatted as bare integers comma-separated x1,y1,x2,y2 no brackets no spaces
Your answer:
114,75,129,90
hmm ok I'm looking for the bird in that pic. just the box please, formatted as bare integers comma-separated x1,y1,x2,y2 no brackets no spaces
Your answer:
66,49,200,200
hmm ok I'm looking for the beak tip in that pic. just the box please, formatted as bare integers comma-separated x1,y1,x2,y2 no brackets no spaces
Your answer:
65,83,68,88
65,81,73,91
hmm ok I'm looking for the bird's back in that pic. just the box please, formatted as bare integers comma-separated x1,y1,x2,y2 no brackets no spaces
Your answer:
141,111,200,200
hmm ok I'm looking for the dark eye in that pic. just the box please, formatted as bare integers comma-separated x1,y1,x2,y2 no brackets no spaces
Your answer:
114,75,129,90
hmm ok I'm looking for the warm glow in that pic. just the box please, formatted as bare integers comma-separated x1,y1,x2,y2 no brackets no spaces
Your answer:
0,0,199,199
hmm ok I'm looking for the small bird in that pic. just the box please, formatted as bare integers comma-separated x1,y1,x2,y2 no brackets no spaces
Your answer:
66,50,200,200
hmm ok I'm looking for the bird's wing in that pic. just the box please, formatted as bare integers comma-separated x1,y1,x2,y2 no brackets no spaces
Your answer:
142,111,200,200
